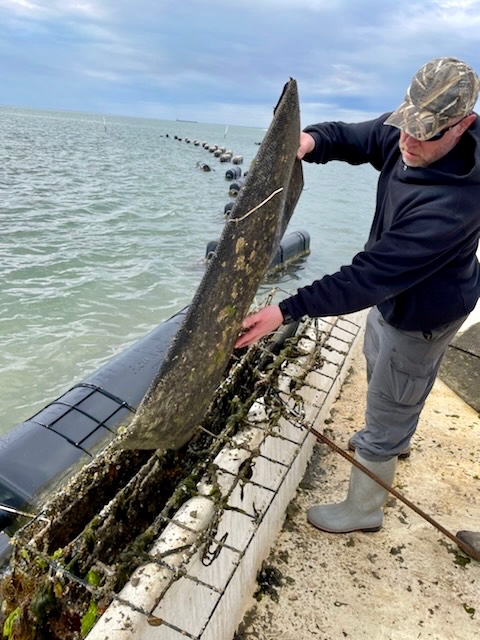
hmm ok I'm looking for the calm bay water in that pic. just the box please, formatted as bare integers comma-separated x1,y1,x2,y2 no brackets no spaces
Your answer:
0,106,377,435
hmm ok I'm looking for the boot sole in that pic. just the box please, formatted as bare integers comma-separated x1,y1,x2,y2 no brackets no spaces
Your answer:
307,517,382,534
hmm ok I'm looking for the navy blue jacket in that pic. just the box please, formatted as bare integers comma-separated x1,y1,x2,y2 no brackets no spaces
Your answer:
279,113,480,331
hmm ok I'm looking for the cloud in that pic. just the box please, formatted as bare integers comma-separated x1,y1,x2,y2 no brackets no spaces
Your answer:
1,0,480,126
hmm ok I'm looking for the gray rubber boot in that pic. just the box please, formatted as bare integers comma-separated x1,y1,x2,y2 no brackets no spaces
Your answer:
456,530,480,558
307,452,397,533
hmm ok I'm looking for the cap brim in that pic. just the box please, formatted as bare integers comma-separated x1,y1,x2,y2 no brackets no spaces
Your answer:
384,101,446,141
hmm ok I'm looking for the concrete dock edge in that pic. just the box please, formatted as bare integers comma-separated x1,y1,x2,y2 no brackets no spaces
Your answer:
86,310,367,639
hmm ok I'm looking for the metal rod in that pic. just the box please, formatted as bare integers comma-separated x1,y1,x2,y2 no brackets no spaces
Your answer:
0,503,50,523
309,426,480,562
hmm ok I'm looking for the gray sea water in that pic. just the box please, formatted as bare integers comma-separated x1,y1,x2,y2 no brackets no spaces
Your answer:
0,106,377,436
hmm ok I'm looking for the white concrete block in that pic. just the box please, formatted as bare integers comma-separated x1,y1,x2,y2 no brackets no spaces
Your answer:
298,382,327,409
331,325,357,344
260,433,300,466
87,496,216,640
212,508,256,553
318,359,340,380
305,370,335,394
250,455,289,492
320,345,346,364
187,543,240,592
282,356,310,379
152,577,219,637
227,479,274,519
273,415,308,444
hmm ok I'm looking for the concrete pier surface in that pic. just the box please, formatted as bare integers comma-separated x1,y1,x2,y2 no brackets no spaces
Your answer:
235,308,480,640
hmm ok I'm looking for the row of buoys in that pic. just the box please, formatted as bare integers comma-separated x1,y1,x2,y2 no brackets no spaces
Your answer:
202,143,312,275
171,133,244,166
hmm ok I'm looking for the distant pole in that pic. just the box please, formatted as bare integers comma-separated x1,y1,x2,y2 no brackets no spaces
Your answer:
103,116,107,132
224,125,229,139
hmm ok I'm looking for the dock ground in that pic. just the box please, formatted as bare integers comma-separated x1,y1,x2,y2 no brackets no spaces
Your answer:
235,308,480,640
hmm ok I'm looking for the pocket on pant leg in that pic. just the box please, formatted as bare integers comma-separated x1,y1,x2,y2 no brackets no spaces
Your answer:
387,351,431,406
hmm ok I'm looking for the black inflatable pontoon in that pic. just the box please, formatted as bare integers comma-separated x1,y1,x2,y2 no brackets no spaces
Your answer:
0,307,188,543
206,229,310,265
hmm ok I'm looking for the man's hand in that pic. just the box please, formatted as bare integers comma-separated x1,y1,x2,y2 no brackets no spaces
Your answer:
235,305,284,349
297,132,316,160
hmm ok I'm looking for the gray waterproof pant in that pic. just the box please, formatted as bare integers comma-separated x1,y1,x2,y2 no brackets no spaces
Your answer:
351,306,467,462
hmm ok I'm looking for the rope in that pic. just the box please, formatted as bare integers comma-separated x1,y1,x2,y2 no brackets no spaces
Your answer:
308,425,480,562
228,187,284,223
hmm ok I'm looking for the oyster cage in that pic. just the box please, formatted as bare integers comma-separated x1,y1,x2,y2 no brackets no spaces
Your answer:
0,312,365,640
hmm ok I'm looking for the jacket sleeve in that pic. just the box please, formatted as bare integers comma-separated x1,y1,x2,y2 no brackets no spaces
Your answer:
279,207,466,321
303,113,394,171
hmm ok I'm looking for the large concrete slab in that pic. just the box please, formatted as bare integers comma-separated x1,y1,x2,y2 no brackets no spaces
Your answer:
440,321,480,413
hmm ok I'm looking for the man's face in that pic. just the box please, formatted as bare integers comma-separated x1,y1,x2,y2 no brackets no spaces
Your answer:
399,114,475,168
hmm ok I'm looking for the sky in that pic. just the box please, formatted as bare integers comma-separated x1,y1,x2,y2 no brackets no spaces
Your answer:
2,0,480,128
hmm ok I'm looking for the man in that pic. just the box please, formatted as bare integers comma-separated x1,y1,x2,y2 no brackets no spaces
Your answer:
235,57,480,556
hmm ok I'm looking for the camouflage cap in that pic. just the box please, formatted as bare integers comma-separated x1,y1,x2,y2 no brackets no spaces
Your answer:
384,57,480,141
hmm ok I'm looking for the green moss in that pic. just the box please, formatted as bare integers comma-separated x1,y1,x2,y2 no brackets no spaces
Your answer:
19,548,30,562
30,582,56,627
35,557,48,571
80,600,98,637
85,569,102,587
51,549,64,561
3,607,20,638
453,551,471,567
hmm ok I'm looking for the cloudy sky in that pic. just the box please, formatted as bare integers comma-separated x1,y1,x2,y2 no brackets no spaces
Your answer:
2,0,480,128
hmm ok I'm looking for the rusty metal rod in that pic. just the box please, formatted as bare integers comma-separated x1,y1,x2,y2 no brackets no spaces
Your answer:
309,426,480,562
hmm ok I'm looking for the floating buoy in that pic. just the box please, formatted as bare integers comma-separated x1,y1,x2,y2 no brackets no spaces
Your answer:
269,230,311,270
228,177,246,196
232,155,243,164
220,153,232,163
225,166,242,180
205,240,218,261
224,201,235,216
